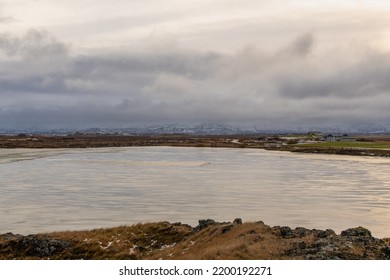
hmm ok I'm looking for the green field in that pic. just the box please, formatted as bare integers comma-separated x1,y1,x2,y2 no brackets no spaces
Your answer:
294,141,390,149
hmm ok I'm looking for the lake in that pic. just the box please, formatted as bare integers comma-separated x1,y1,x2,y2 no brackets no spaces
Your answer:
1,147,389,237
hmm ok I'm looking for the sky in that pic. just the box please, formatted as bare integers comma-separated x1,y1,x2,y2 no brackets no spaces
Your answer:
0,0,389,130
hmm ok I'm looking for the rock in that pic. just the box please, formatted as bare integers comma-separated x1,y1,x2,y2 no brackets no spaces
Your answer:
233,218,242,225
294,227,311,238
1,233,23,241
193,219,217,232
221,225,234,234
25,237,69,257
381,246,390,258
313,229,336,239
272,226,294,238
2,234,69,258
341,227,372,238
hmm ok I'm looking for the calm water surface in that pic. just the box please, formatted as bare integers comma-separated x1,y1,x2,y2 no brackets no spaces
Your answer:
1,147,389,237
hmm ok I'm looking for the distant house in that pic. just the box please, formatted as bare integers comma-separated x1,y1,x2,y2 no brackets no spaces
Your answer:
323,134,356,142
323,134,334,141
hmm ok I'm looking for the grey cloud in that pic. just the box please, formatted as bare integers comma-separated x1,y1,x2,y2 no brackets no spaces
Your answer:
0,29,69,59
0,30,389,129
289,33,315,56
0,16,15,23
0,76,64,94
70,51,220,80
276,54,390,100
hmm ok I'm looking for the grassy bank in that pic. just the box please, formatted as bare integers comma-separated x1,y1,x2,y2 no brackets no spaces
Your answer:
293,141,390,149
1,220,390,260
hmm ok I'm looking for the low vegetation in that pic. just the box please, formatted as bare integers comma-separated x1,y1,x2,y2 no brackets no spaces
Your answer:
1,134,390,157
293,141,390,149
0,135,263,149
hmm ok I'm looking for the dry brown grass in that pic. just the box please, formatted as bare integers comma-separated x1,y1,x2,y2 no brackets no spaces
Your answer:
1,221,389,260
149,222,281,260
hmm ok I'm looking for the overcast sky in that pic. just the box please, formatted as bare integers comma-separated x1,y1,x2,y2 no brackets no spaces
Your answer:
0,0,389,130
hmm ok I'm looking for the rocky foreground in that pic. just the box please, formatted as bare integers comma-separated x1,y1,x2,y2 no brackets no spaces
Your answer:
1,219,390,260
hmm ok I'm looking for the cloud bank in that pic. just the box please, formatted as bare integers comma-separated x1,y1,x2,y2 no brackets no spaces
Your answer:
0,1,389,130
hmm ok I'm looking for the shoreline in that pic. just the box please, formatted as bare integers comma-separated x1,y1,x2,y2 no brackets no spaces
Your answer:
1,134,390,158
1,219,390,260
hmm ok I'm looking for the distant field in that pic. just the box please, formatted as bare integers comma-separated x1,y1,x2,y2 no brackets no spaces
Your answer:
294,141,390,149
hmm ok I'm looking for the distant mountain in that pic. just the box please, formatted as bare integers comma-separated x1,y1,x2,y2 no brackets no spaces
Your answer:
0,123,389,136
77,124,246,135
